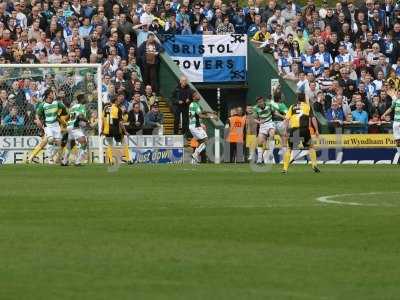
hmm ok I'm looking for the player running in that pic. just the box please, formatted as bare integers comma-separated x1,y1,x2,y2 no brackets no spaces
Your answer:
271,93,289,158
282,93,320,174
381,89,400,164
252,96,284,164
189,91,216,164
34,89,66,164
61,94,88,166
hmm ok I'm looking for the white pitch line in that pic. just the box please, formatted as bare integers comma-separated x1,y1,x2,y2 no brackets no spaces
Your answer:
316,192,400,207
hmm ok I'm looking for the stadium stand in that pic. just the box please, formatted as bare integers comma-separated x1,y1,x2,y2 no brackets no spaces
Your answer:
0,0,399,137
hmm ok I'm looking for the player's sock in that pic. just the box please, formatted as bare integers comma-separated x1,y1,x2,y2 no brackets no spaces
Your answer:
195,142,206,157
283,149,291,171
257,146,263,163
106,145,113,164
62,144,71,165
46,144,55,163
123,143,131,162
393,147,400,164
266,139,275,163
309,148,317,168
76,144,87,164
28,143,44,161
54,145,63,163
262,150,268,161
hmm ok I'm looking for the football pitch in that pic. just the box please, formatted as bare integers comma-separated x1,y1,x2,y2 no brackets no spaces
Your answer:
1,164,400,300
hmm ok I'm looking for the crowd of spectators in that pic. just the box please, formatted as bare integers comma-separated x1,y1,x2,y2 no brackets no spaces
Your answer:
0,0,399,136
249,0,400,133
0,0,166,136
0,69,100,135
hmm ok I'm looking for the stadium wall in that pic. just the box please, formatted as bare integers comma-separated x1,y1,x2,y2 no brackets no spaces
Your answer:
246,42,329,132
246,42,297,105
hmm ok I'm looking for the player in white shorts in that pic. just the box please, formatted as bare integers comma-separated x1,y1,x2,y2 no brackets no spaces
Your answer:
381,90,400,164
189,92,217,164
62,94,88,166
35,89,66,163
252,96,284,164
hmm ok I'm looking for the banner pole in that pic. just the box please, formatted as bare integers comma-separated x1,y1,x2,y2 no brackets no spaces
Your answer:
217,88,221,119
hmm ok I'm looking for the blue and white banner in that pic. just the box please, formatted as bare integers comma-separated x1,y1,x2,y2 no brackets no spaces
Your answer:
163,34,247,82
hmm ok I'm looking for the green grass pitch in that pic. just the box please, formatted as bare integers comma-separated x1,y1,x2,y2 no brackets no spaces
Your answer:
0,164,400,300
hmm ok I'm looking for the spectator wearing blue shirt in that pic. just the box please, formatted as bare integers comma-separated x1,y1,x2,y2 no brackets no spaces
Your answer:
314,43,333,68
180,19,192,35
246,14,261,37
176,6,190,28
3,106,24,127
326,100,345,133
232,9,247,34
277,47,293,75
301,47,315,74
392,57,400,76
135,24,150,47
82,0,95,18
351,101,369,133
79,17,93,39
143,103,164,135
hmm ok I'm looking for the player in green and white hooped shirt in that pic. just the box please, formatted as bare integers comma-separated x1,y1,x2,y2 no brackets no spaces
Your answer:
189,92,217,164
381,89,400,164
62,94,88,166
35,89,65,164
271,93,289,158
252,96,284,164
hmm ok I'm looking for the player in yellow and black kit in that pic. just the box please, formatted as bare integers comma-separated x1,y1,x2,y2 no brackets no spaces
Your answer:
282,93,320,174
102,93,131,164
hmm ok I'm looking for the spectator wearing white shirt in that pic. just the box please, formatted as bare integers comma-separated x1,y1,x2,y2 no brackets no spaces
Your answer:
343,35,354,56
373,70,385,92
311,60,324,77
267,9,285,27
364,73,377,100
277,47,293,75
314,43,333,68
317,67,334,91
366,43,381,67
27,19,41,40
281,2,296,24
14,2,27,29
271,23,285,44
48,44,63,64
296,72,308,93
305,81,319,104
140,4,154,26
301,46,316,74
334,45,352,64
